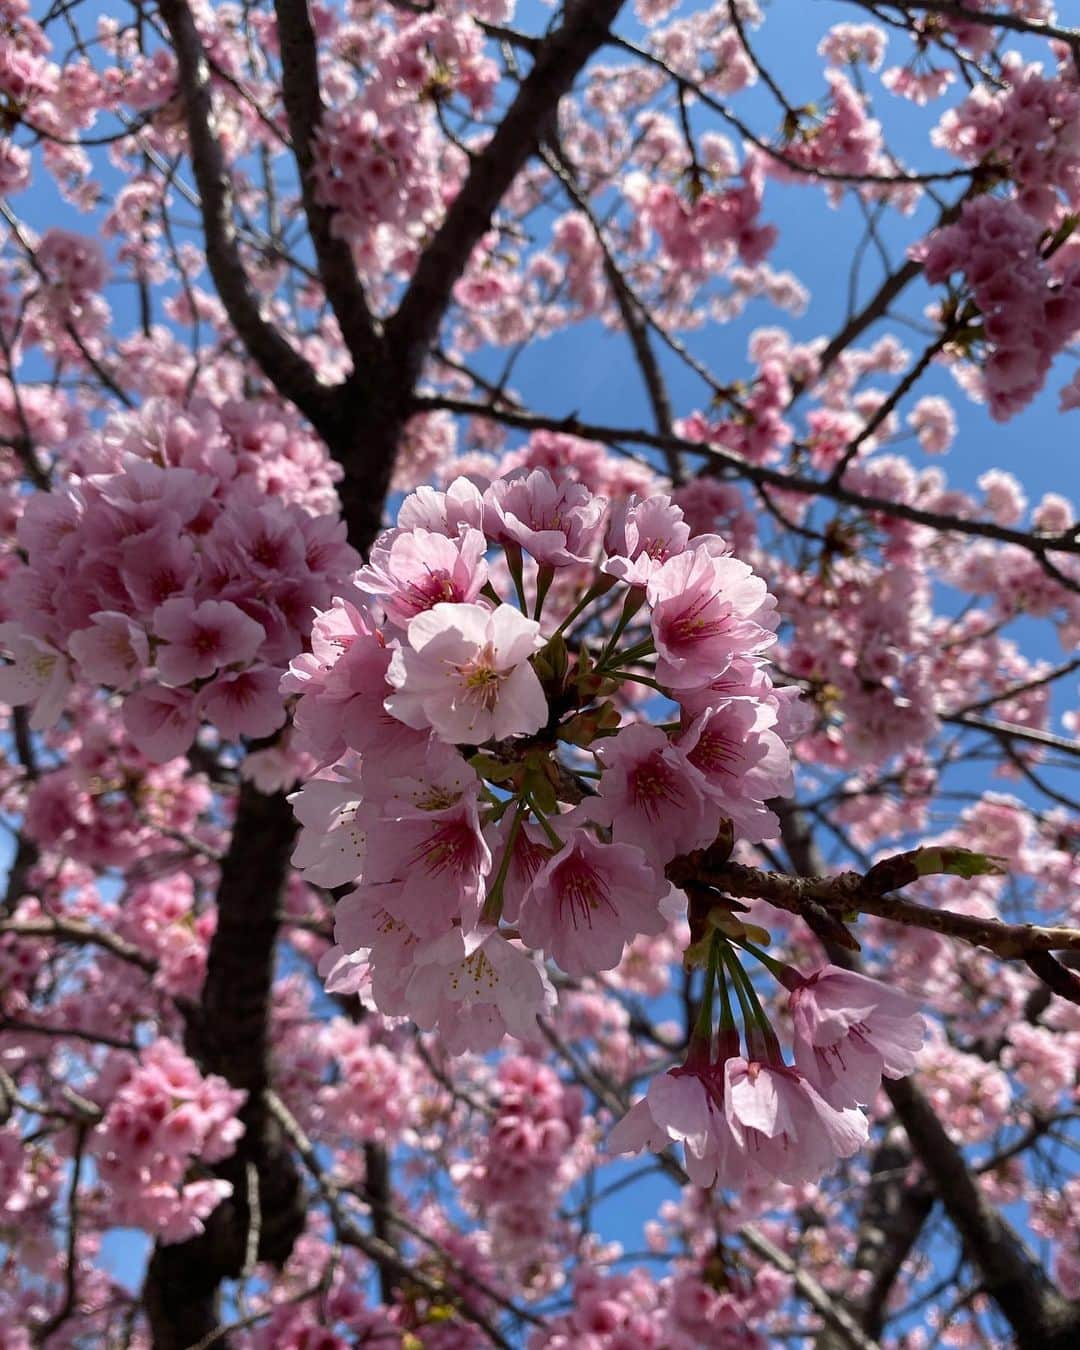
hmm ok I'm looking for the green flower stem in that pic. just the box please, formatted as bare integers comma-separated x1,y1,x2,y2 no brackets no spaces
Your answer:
598,636,655,672
736,938,796,985
526,794,565,851
597,589,647,665
552,575,618,639
723,945,783,1062
716,939,736,1033
503,541,526,610
533,563,555,620
690,933,723,1056
481,798,526,925
610,671,664,693
722,944,759,1031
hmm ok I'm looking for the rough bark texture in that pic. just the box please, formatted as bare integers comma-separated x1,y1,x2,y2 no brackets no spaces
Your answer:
146,785,302,1347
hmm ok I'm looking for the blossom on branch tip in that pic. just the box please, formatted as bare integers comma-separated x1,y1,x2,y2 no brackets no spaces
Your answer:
724,1057,869,1185
647,545,778,689
485,468,607,567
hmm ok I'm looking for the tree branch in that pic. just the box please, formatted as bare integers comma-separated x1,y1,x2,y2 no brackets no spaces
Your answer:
144,783,305,1350
0,916,156,972
386,0,628,385
668,854,1080,975
541,141,678,456
265,1089,516,1350
156,0,332,428
777,808,1080,1349
410,394,1080,580
271,0,382,368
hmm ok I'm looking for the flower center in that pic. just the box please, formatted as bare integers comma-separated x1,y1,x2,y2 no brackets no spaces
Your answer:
668,591,730,647
453,641,505,712
629,755,685,818
556,856,615,929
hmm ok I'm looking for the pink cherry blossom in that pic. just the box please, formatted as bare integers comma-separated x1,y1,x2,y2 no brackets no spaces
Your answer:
593,723,716,866
121,684,200,761
405,925,556,1054
385,602,547,743
602,493,691,586
485,468,607,566
364,797,493,935
516,829,667,977
647,546,777,689
195,665,288,740
678,698,793,842
152,597,266,686
790,965,926,1107
610,1055,756,1190
724,1058,869,1185
357,525,490,629
68,611,151,689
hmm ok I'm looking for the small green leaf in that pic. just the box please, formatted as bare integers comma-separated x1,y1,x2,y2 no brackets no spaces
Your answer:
864,846,1007,893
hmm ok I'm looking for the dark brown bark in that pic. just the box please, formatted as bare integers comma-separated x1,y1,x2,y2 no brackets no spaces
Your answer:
272,0,382,368
386,0,628,388
145,785,304,1347
157,0,332,428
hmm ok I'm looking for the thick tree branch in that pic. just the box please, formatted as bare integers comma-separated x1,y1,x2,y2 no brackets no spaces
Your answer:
884,1073,1080,1349
668,853,1080,971
386,0,628,385
145,783,305,1350
873,2,1080,61
156,0,332,428
271,0,382,368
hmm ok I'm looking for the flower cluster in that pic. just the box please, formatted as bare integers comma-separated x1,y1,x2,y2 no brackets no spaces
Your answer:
0,396,358,758
531,1264,789,1349
290,467,795,1049
88,1039,245,1243
311,11,494,274
611,960,924,1190
464,1057,587,1283
934,59,1080,225
280,466,923,1187
918,195,1080,419
631,149,778,272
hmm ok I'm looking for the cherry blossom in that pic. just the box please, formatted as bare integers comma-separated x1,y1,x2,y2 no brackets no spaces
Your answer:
789,964,927,1107
385,602,548,743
